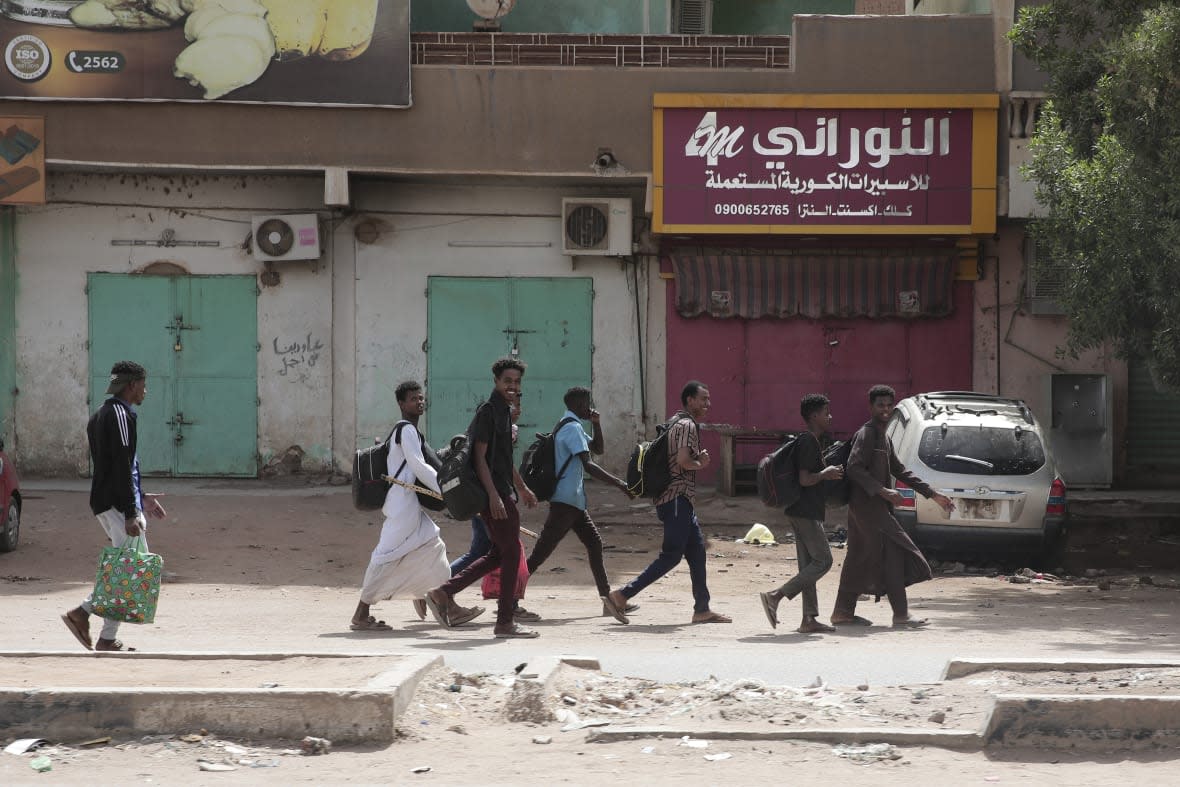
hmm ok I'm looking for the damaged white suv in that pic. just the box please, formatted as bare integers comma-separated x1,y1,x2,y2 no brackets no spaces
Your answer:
886,391,1067,562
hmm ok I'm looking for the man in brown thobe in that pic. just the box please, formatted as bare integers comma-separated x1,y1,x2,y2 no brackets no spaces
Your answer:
831,384,954,629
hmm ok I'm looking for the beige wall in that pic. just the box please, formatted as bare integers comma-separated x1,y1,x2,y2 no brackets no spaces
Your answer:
973,224,1127,482
0,15,995,177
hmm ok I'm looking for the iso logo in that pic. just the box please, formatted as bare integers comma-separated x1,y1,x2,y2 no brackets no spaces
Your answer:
5,35,52,82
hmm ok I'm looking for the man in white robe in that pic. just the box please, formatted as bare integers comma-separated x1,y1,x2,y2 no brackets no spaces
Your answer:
350,381,483,630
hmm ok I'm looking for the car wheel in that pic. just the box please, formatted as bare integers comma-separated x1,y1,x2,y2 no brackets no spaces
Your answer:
1033,532,1065,573
0,500,18,552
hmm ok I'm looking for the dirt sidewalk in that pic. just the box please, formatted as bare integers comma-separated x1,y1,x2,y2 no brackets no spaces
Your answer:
2,483,1179,783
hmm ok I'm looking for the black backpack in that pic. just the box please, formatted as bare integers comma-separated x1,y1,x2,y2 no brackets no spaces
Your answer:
437,405,494,520
625,416,685,500
352,422,447,512
822,439,854,507
519,416,579,502
756,433,803,509
352,428,395,511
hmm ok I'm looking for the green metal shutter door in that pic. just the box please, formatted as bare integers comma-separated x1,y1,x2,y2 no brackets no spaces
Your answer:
88,273,257,477
425,276,593,462
174,276,258,476
1126,360,1180,472
426,277,514,450
510,277,594,438
88,273,176,475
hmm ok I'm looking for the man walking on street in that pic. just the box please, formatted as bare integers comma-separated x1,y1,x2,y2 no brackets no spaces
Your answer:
61,361,167,652
351,381,481,632
605,380,731,624
425,358,539,638
759,394,844,634
831,384,954,629
525,386,636,622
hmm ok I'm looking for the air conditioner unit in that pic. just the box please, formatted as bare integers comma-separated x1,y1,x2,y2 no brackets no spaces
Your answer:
673,0,713,34
561,198,633,256
251,214,321,262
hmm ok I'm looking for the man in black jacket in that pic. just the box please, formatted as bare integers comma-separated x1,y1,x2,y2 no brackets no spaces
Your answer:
61,360,167,651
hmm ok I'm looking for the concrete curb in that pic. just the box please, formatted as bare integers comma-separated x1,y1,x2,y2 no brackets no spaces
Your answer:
585,726,983,750
984,694,1180,749
0,651,441,744
505,655,601,723
943,657,1180,680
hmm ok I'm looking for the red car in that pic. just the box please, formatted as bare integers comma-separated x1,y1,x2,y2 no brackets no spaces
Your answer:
0,435,20,552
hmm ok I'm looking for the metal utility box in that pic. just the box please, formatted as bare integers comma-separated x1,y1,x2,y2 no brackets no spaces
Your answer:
1046,373,1112,488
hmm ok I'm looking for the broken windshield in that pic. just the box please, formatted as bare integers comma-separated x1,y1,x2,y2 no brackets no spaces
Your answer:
918,426,1045,475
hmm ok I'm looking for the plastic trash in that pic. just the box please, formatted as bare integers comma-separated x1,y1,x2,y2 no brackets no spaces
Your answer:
300,736,332,756
740,523,776,545
832,743,902,762
29,756,52,772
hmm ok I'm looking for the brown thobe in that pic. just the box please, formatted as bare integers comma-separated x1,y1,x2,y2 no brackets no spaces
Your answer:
834,420,934,618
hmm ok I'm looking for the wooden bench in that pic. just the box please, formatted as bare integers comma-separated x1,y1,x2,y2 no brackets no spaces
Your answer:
702,426,795,496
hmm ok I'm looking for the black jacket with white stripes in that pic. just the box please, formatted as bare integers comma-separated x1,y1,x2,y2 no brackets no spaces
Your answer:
87,396,139,519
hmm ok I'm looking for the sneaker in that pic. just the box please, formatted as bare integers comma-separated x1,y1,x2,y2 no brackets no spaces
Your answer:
494,623,539,639
513,607,542,622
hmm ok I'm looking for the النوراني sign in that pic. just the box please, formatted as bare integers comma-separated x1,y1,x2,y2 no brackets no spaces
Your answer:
653,93,997,235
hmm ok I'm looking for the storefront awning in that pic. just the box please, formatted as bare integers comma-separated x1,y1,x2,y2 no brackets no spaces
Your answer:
668,249,958,319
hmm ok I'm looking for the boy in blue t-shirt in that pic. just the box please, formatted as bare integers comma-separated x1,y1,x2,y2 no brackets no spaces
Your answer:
525,386,636,623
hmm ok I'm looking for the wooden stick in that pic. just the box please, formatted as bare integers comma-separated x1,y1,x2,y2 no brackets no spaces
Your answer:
382,475,444,500
381,476,539,538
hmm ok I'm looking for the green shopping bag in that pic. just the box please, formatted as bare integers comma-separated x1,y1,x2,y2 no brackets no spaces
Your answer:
91,536,163,624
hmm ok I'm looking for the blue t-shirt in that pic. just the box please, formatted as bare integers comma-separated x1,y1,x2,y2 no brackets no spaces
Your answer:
550,411,591,510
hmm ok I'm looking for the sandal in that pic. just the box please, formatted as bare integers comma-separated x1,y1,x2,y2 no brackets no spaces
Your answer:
797,618,836,634
759,592,780,629
61,610,93,650
424,592,452,628
600,594,630,625
513,607,542,622
493,623,539,639
892,616,930,629
691,610,732,624
95,638,136,652
601,600,639,616
450,605,487,626
350,615,393,631
831,615,874,627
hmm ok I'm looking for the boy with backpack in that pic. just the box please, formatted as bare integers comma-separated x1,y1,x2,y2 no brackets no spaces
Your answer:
349,381,481,632
604,380,731,625
424,358,540,639
523,386,635,621
758,394,845,634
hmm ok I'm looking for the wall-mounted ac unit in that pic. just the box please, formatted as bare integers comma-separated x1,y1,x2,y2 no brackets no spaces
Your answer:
561,198,633,256
1025,236,1066,316
673,0,713,34
251,214,321,262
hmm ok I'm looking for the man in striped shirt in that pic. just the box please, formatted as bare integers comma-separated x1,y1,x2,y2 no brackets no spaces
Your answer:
61,360,167,652
605,380,731,624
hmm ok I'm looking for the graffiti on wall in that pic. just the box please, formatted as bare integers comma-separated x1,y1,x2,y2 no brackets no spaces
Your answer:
274,333,323,381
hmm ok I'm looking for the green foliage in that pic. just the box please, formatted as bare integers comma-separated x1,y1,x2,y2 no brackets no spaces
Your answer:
1011,1,1180,391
